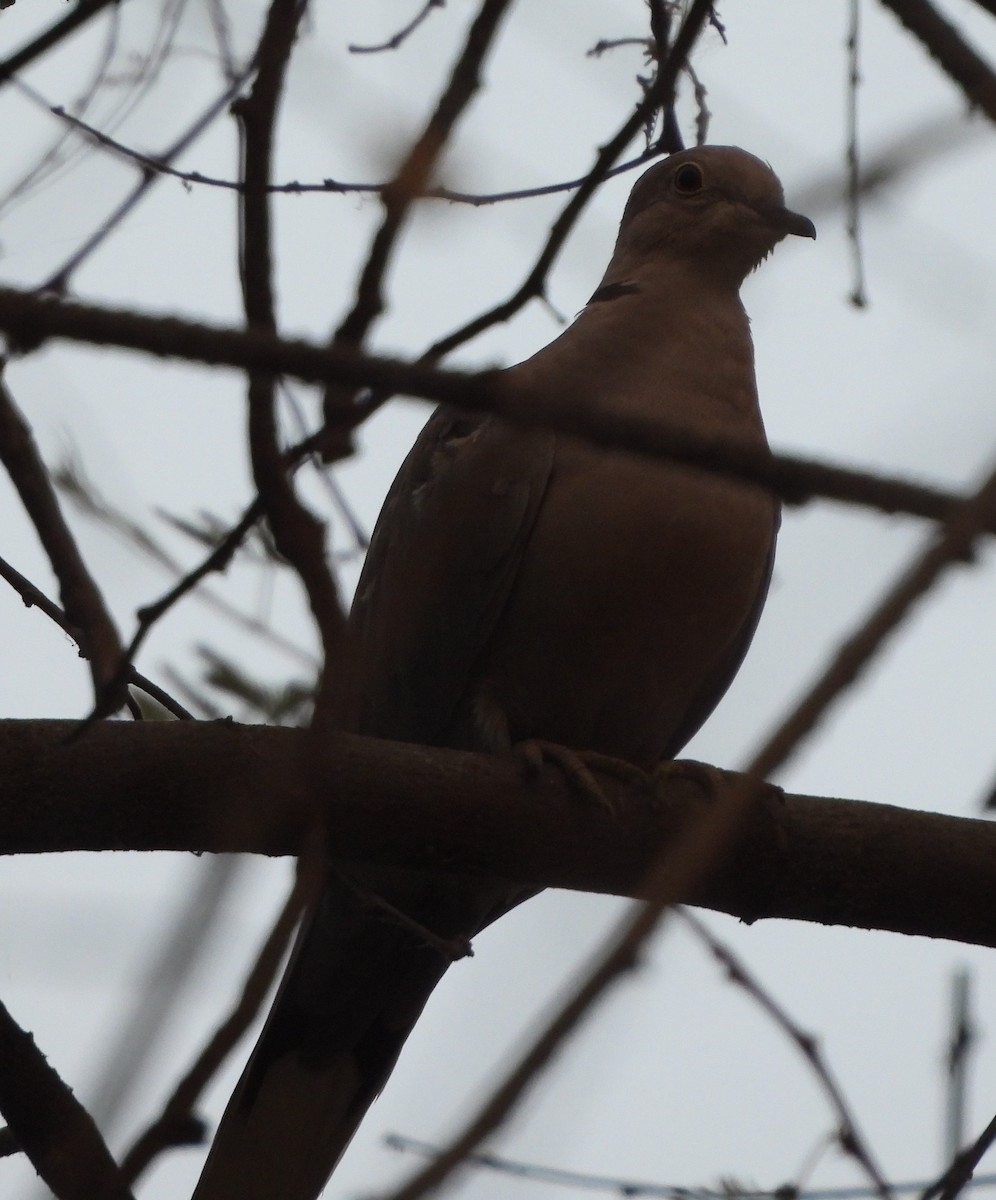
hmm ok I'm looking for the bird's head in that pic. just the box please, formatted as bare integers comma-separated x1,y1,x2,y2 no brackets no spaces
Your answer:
615,146,815,284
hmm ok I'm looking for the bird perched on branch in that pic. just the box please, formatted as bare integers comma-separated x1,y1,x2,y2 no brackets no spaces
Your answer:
193,145,814,1200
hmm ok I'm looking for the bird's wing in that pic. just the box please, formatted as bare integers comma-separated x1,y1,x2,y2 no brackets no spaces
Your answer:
192,406,556,1200
344,404,557,747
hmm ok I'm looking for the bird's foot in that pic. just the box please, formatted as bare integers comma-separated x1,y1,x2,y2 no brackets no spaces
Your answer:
652,757,731,798
652,760,782,807
516,739,649,813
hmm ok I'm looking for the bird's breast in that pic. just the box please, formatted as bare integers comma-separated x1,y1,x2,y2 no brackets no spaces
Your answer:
474,441,776,768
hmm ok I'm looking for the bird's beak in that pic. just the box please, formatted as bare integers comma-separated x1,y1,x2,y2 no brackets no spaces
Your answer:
773,207,817,240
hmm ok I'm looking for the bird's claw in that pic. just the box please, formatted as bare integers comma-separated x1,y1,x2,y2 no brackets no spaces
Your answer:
516,739,649,813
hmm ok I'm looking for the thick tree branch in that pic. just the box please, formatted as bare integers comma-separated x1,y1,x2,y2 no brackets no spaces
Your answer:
1,719,994,949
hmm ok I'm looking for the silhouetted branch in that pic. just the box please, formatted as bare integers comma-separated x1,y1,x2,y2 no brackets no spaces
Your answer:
922,1110,996,1200
237,0,347,677
879,0,996,123
0,552,191,719
0,376,123,700
348,0,444,54
385,1136,996,1200
424,0,717,362
684,911,889,1196
333,0,516,350
2,284,990,533
0,994,134,1200
0,0,126,88
2,720,996,948
42,64,255,294
120,859,317,1186
55,461,316,667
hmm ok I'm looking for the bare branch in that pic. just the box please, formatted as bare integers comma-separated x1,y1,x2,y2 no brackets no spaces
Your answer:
2,720,996,948
119,497,266,686
0,374,124,699
845,0,869,307
683,911,889,1196
0,552,192,719
922,1111,996,1200
322,0,518,460
348,0,445,54
56,460,317,668
333,0,516,350
119,857,318,1186
0,0,126,88
879,0,996,123
0,283,992,535
743,460,996,781
237,0,348,677
42,63,255,294
424,0,717,362
0,994,135,1200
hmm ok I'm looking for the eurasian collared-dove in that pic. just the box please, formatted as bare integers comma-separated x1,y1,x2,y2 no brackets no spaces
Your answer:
193,145,814,1200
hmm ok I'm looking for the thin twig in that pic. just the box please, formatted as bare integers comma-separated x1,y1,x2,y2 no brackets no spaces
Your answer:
922,1112,996,1200
647,0,684,152
0,13,123,217
41,65,255,294
387,1136,996,1199
119,856,319,1185
126,498,265,668
324,0,517,456
33,104,976,209
682,910,888,1195
845,0,868,307
943,969,973,1164
0,552,192,719
348,0,444,53
55,461,317,667
0,374,124,701
70,499,268,735
36,115,653,203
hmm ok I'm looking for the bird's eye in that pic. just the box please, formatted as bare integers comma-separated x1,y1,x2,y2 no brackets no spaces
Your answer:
673,163,704,194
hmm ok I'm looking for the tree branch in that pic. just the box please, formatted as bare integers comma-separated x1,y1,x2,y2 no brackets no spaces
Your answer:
879,0,996,124
0,994,134,1200
0,283,989,534
0,376,123,697
1,719,995,949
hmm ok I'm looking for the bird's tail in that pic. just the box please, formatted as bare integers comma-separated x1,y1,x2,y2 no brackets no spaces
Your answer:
192,866,512,1200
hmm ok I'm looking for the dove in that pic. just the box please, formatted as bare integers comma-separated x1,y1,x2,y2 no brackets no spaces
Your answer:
193,145,814,1200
